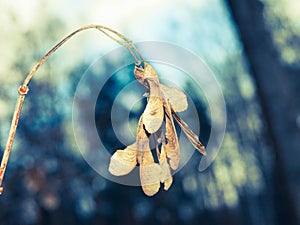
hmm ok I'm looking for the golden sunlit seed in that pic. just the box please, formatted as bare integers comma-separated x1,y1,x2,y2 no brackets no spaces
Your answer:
109,59,206,196
163,99,180,170
109,143,137,176
143,79,164,134
160,84,188,112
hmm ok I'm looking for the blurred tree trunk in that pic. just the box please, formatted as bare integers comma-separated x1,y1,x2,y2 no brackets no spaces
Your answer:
224,0,300,224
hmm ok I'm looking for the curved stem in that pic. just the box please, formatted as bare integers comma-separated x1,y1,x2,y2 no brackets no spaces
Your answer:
0,24,144,194
96,25,144,62
23,24,142,87
0,87,28,194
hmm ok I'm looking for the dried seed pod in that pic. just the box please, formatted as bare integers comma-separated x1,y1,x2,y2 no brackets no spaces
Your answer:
163,101,180,170
136,116,161,196
160,84,188,112
142,78,164,134
139,156,161,196
109,143,137,176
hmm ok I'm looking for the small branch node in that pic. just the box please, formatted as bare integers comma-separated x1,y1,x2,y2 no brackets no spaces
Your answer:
18,85,29,95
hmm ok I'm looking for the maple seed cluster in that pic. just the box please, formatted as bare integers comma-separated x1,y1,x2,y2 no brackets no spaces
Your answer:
109,62,206,196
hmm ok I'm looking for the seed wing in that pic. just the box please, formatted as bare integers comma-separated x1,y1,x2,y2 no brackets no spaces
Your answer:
109,143,137,176
139,153,162,196
160,84,188,112
143,78,164,134
163,101,180,170
136,115,161,196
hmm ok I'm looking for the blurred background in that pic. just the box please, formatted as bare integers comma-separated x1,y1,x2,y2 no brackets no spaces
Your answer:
0,0,299,224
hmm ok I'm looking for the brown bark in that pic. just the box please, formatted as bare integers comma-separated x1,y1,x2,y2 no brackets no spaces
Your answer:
224,0,300,224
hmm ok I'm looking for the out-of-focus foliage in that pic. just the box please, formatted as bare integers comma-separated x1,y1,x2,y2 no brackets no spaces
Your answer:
263,0,300,67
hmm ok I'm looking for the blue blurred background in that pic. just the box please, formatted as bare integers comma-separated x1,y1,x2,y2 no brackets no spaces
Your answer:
0,0,299,224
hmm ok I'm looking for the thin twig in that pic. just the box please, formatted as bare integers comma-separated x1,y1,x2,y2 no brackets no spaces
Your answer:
22,24,142,87
0,86,28,194
96,25,144,61
0,24,144,194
